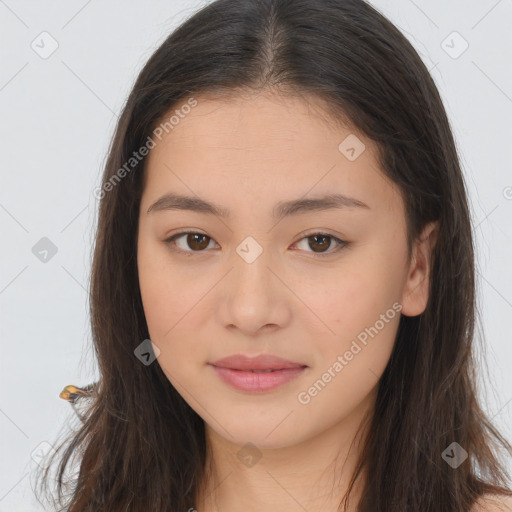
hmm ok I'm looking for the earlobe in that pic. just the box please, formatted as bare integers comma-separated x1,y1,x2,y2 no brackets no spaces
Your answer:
400,221,439,317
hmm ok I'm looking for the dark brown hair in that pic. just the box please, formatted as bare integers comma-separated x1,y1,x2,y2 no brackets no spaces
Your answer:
35,0,512,510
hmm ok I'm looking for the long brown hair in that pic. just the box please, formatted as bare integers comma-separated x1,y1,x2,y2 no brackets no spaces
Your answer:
35,0,512,510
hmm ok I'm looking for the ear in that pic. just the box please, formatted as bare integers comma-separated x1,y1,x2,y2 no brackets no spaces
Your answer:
400,221,439,317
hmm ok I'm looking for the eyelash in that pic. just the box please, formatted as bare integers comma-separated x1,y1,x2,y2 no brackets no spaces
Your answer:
163,231,348,258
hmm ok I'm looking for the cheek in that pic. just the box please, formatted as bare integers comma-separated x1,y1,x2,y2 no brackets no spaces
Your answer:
137,243,215,377
300,262,400,340
138,237,199,333
294,269,400,425
296,250,403,381
137,242,180,349
138,267,193,385
138,251,171,338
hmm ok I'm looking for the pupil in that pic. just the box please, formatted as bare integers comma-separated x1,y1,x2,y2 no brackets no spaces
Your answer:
310,235,330,252
188,234,209,250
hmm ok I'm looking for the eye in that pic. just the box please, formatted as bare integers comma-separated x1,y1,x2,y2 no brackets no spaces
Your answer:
292,232,348,256
164,231,348,256
164,232,218,254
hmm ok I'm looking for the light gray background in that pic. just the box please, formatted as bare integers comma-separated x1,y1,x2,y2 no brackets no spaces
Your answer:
1,0,511,509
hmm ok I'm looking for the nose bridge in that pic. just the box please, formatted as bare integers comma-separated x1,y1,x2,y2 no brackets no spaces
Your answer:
233,237,272,293
216,233,290,334
232,234,275,299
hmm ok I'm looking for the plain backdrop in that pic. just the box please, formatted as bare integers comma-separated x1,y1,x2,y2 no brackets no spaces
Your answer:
1,0,511,509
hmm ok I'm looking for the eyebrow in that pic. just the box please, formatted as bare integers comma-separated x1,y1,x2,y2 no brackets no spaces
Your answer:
146,192,370,218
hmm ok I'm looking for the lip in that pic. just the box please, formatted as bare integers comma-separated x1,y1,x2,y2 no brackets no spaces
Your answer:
210,353,306,371
209,354,308,392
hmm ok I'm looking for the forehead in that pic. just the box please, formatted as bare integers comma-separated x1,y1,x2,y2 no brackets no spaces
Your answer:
151,90,358,155
142,91,402,217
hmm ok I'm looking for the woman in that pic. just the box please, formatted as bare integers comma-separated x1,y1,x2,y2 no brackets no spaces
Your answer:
36,0,512,510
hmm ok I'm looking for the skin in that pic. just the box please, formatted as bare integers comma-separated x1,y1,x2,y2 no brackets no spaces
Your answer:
136,89,438,512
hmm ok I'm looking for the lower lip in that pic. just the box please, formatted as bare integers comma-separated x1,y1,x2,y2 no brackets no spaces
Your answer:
210,365,307,392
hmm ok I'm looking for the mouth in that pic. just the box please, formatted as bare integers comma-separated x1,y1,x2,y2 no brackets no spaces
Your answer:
210,353,307,371
208,354,308,392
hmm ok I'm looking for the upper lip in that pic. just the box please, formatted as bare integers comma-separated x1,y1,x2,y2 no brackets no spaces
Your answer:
210,354,307,371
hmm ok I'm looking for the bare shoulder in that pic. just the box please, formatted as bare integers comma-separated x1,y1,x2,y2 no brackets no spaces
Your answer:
471,493,512,512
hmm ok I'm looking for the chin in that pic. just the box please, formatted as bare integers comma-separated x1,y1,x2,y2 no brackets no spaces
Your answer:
204,408,307,449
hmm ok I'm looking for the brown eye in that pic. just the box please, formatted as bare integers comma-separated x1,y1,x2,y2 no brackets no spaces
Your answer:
165,232,216,253
184,233,210,251
308,234,331,253
294,233,347,256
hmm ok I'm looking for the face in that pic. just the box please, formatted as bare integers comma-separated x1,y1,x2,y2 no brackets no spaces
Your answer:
137,90,434,450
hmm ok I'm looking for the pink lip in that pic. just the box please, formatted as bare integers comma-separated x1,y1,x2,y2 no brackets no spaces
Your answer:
209,354,308,392
211,353,306,371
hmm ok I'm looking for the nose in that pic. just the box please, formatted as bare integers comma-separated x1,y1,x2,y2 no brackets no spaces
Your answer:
215,243,292,337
